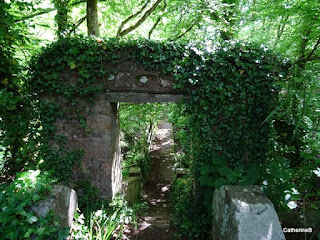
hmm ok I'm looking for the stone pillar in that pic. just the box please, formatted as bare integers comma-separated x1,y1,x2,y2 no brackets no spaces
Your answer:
212,185,285,240
52,94,122,199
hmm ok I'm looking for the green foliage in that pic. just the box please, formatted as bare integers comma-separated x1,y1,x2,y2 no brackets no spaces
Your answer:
238,1,320,213
72,209,118,240
53,0,72,38
175,40,284,196
71,194,136,240
171,177,209,240
119,103,167,180
74,180,105,215
28,36,286,238
238,0,320,60
169,41,287,237
0,0,35,178
0,170,68,239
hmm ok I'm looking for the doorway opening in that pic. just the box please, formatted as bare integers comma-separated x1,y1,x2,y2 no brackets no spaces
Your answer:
119,102,187,239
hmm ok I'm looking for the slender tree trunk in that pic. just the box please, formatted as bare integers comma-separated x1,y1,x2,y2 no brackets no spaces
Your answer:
54,0,71,38
87,0,99,36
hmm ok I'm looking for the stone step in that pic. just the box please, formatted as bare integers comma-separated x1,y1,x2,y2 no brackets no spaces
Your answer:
131,222,174,240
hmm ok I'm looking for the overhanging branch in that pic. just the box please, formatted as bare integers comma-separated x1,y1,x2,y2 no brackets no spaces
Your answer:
16,0,88,22
295,38,320,64
117,0,163,38
69,15,87,35
170,22,197,42
148,0,166,39
117,0,150,37
305,38,320,60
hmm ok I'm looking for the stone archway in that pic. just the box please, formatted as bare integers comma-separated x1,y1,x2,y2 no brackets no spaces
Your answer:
49,59,184,199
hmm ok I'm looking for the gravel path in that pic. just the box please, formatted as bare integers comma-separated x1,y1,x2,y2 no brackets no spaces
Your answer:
130,120,175,240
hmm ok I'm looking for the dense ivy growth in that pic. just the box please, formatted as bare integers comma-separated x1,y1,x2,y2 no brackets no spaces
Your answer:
25,36,286,238
27,36,187,182
0,170,68,239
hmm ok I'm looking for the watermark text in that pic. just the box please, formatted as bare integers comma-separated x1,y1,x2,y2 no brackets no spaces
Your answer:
283,228,312,233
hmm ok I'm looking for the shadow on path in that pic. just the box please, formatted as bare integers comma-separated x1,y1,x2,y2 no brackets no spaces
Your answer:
130,121,175,240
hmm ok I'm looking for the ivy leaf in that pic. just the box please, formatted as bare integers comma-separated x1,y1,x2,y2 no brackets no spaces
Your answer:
199,175,213,187
69,62,77,69
1,78,8,85
32,194,41,202
27,214,38,224
24,229,33,238
218,166,232,176
214,178,227,188
37,228,45,235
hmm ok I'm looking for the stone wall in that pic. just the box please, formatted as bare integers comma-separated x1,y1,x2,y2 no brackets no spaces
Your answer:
42,60,186,200
49,94,122,199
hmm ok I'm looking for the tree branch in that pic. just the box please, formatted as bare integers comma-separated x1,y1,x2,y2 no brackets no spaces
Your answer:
305,38,320,61
170,22,197,41
295,38,320,64
16,0,88,22
296,55,320,64
17,7,55,22
148,0,166,39
117,0,163,38
69,15,87,35
117,0,150,37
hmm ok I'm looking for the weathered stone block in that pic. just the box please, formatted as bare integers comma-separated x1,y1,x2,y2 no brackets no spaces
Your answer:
103,60,183,94
66,137,113,159
31,185,77,228
90,95,113,115
80,158,112,176
55,117,113,139
44,93,121,201
54,119,85,138
111,141,122,198
129,167,141,177
212,185,285,240
175,168,190,178
86,115,112,137
122,177,141,205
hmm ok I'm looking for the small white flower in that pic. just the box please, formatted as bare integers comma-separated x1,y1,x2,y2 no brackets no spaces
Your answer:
313,168,320,177
287,201,297,209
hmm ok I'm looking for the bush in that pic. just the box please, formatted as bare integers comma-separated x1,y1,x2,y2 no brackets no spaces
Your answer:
0,170,68,239
71,194,136,240
171,177,210,240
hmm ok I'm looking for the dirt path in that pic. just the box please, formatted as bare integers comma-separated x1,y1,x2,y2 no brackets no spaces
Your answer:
131,121,175,240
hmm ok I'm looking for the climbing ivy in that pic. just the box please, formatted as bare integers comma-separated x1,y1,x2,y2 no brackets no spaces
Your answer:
170,42,288,238
25,36,286,238
27,36,187,183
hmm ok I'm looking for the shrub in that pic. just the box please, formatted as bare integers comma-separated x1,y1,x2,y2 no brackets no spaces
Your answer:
0,170,68,239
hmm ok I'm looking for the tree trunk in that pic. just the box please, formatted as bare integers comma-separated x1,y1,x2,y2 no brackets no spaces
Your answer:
87,0,99,36
54,0,71,38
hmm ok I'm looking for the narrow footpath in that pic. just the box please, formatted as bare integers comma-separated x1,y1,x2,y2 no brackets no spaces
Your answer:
131,121,175,240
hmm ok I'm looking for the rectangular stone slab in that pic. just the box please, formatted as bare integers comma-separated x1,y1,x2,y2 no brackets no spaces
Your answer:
212,185,286,240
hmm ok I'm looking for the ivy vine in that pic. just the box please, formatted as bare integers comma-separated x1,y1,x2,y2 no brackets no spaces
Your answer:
27,36,287,238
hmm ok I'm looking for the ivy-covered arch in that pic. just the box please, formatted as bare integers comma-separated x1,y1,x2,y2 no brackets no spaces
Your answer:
29,36,285,237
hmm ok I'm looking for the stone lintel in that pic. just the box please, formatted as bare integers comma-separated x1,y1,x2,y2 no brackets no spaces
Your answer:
104,92,184,103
